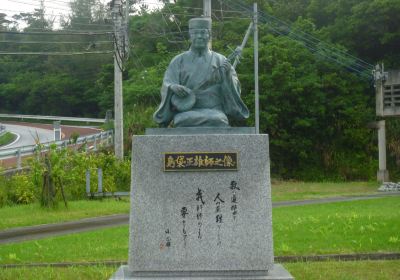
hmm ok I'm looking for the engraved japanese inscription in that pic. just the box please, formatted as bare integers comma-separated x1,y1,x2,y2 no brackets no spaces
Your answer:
164,152,238,171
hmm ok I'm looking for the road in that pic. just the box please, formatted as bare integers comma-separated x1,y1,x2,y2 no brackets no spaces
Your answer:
0,122,103,167
0,123,54,150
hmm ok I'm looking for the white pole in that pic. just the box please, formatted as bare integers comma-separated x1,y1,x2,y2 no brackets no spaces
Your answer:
16,149,22,170
377,120,389,182
204,0,212,49
113,0,124,159
254,3,260,134
203,0,211,17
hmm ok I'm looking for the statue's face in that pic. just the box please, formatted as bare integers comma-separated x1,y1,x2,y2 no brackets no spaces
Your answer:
189,28,210,49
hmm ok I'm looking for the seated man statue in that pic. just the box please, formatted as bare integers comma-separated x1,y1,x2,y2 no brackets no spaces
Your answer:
153,17,249,127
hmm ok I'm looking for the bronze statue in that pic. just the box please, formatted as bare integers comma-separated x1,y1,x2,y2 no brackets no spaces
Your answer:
153,17,249,127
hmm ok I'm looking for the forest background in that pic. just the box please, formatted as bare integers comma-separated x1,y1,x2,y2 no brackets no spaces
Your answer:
0,0,399,181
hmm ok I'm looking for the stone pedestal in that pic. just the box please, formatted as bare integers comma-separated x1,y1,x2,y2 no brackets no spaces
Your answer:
110,264,294,279
377,169,390,183
110,133,293,280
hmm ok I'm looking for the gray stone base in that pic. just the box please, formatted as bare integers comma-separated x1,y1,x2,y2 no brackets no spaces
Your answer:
110,264,294,280
377,169,389,182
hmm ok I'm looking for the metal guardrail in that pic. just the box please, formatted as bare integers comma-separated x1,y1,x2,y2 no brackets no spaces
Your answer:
85,168,130,198
0,124,5,136
0,130,114,168
0,114,107,124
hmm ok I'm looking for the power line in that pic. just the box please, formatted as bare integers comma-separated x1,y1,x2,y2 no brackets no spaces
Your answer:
236,0,373,71
41,0,70,5
164,4,185,42
0,40,113,44
24,0,71,5
26,0,71,9
0,50,113,55
53,21,113,28
224,0,373,78
29,0,93,7
0,8,113,27
0,30,113,35
21,27,113,32
10,0,103,13
144,1,250,14
0,8,109,21
258,10,373,69
43,0,86,5
7,0,72,13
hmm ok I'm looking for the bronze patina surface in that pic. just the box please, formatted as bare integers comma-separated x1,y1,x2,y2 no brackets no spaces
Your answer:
153,17,249,128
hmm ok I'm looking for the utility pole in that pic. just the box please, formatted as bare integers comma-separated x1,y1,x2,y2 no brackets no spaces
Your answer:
203,0,212,17
39,0,45,27
203,0,212,48
377,120,389,182
373,64,390,182
124,0,131,58
253,2,260,134
112,0,124,160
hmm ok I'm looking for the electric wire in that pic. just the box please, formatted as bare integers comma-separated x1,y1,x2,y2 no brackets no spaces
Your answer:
6,0,72,13
0,30,113,35
164,3,185,42
0,40,113,44
112,33,125,71
0,50,113,55
32,0,70,5
223,0,373,78
227,0,373,70
0,8,110,22
143,1,250,15
13,26,113,32
258,10,373,69
50,20,113,28
222,0,368,69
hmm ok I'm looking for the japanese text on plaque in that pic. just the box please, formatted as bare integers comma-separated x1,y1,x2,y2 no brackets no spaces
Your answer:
164,152,238,171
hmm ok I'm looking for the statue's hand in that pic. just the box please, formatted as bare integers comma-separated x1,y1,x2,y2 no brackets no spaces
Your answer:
170,84,191,98
222,59,232,74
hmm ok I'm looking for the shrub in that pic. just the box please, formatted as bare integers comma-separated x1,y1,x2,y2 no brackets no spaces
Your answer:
29,146,131,205
0,146,131,208
5,174,36,205
0,175,8,207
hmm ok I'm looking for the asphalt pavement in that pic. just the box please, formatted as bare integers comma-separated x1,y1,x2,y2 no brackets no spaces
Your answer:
0,123,54,150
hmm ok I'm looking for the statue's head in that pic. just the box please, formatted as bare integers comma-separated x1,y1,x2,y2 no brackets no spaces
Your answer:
189,17,211,50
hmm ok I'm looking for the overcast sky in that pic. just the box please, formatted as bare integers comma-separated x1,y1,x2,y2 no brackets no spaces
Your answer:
1,0,160,28
1,0,160,17
3,0,73,18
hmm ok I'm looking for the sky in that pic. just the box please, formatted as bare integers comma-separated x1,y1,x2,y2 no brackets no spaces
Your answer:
2,0,74,19
2,0,87,29
1,0,160,29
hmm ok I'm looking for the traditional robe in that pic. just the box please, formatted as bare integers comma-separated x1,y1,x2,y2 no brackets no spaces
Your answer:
153,49,249,127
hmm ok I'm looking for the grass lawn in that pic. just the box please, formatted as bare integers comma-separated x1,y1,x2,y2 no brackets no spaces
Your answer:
0,199,130,230
285,260,400,280
271,180,379,201
0,132,16,147
0,197,399,265
0,265,114,280
0,181,382,230
0,260,399,280
273,197,400,255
